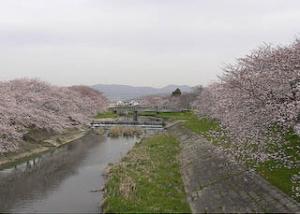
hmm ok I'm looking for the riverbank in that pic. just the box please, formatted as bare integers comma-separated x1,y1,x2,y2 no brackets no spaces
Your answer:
0,132,137,212
141,111,300,202
0,127,89,170
168,123,300,213
101,111,299,212
102,133,191,213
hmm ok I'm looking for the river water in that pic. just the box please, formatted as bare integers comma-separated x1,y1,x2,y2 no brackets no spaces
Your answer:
0,132,137,213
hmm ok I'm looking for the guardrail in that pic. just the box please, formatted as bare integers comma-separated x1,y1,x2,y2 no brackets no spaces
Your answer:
90,121,165,130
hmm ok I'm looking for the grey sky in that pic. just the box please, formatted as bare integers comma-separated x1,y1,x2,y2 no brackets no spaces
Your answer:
0,0,299,87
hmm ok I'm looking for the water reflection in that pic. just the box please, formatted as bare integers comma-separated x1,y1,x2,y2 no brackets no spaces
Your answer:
0,132,137,213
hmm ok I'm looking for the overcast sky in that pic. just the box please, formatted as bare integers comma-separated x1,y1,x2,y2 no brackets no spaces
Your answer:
0,0,299,87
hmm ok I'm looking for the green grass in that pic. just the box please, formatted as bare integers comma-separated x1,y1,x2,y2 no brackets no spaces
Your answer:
143,111,300,202
283,131,300,160
95,111,118,119
147,111,221,136
103,134,191,213
256,161,299,199
256,131,300,201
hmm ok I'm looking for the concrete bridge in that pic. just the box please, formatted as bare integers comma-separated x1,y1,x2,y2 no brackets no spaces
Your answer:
94,106,186,130
90,120,164,130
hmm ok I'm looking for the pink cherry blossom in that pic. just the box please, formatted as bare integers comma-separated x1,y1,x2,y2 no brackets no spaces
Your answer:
194,40,300,152
0,79,107,153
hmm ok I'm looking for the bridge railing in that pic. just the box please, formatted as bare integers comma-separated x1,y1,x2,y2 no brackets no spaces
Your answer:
91,120,164,126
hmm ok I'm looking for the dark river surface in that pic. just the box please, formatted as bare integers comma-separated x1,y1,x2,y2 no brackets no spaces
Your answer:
0,132,137,213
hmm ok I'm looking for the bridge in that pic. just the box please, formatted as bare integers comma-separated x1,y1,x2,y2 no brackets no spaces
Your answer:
108,106,185,115
90,120,164,130
92,105,186,130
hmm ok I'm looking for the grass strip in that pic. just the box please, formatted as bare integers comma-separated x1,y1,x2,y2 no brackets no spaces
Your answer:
153,111,300,202
95,111,118,119
103,134,191,213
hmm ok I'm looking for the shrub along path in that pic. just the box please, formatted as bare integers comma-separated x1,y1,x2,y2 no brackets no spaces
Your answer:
168,123,300,213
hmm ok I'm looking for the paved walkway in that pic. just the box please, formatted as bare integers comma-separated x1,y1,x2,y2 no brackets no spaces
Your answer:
168,124,300,213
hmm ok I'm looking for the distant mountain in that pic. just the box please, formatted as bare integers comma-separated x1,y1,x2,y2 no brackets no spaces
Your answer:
92,84,193,101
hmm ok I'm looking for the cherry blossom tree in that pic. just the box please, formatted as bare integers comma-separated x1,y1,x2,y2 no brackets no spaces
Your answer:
0,79,107,153
195,40,300,151
139,87,203,110
193,39,300,199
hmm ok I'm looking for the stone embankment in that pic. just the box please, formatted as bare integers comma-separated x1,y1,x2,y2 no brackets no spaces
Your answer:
0,128,88,170
168,123,300,213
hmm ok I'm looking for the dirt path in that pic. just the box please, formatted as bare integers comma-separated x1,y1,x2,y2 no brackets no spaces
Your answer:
168,124,300,213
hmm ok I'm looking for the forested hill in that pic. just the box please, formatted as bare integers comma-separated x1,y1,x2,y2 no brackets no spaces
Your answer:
92,84,193,101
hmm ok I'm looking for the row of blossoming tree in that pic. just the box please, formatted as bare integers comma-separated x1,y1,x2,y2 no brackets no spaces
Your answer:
193,39,300,199
194,39,300,160
0,79,107,153
138,87,203,111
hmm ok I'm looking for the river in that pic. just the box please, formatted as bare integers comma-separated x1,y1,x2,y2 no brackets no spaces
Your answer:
0,131,137,213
